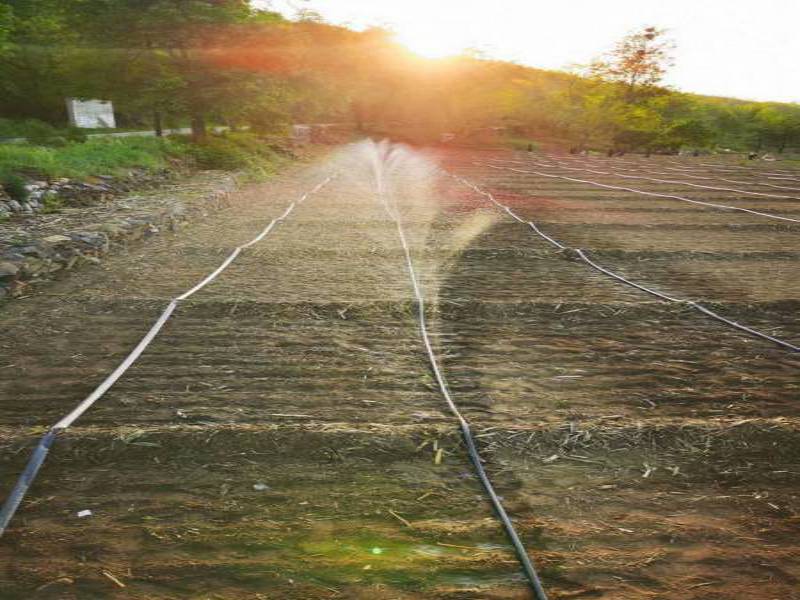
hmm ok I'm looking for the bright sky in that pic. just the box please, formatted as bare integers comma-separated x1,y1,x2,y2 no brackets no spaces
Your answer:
265,0,800,104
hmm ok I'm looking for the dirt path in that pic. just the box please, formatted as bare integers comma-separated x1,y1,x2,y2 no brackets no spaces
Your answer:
1,144,799,599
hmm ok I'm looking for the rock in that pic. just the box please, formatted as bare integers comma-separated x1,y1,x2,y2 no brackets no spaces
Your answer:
99,222,125,237
1,173,236,304
21,257,46,275
70,232,108,249
17,245,46,258
0,261,19,278
42,234,72,244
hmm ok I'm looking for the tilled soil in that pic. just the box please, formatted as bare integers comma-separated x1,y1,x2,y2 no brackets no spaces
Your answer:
1,144,798,599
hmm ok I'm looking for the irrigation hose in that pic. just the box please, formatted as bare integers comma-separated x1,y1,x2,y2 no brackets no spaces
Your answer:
482,163,800,224
375,187,550,600
0,175,336,537
524,157,800,201
451,174,799,353
555,155,800,192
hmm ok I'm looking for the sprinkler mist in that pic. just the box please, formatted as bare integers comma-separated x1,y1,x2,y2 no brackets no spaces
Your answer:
327,139,500,301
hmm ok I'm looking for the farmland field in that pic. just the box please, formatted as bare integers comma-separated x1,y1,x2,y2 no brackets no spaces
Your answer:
1,143,799,599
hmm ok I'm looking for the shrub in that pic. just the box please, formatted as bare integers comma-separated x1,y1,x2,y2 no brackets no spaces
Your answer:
0,119,89,145
0,118,55,139
23,121,65,147
65,127,88,144
188,136,254,170
247,109,291,135
2,174,29,202
41,192,64,213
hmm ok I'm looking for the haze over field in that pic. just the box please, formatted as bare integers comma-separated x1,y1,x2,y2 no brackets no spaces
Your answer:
267,0,800,103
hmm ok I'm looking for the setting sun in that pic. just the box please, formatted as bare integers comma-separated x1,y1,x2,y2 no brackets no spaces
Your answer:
393,25,473,59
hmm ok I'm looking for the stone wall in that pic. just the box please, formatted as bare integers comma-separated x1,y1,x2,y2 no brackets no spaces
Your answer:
0,173,237,300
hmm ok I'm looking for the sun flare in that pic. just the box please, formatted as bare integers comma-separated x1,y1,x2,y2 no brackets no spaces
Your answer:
393,27,470,59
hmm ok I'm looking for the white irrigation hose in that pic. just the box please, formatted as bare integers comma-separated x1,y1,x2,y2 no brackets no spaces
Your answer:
554,157,800,193
375,187,549,600
0,175,335,536
451,174,799,353
666,161,800,183
482,163,800,224
53,183,330,430
696,162,800,180
527,159,800,201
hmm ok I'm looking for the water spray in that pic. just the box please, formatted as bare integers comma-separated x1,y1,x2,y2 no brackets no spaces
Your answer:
369,140,550,599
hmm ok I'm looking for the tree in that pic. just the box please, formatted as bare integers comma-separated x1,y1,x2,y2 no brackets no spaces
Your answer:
66,0,289,140
646,94,715,150
0,4,12,54
589,27,674,103
0,0,78,121
754,105,800,153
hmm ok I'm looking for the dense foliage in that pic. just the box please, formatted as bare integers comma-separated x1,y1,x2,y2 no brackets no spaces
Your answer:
0,1,798,153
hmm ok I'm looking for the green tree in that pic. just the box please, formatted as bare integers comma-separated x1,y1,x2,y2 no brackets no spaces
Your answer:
589,26,674,102
66,0,288,139
754,105,800,153
0,4,12,53
0,0,77,121
569,27,683,151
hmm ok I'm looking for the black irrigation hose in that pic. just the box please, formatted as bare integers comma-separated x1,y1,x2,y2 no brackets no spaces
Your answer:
576,250,800,352
452,174,800,353
376,189,549,599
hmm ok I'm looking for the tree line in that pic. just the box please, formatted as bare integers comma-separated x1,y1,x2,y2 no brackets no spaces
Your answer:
1,0,799,153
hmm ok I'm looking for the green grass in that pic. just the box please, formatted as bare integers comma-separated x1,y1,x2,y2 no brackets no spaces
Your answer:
0,137,189,180
0,132,291,189
40,192,65,213
0,118,57,139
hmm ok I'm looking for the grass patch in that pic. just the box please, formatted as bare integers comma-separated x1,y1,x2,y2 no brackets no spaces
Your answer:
0,132,290,192
0,137,189,181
